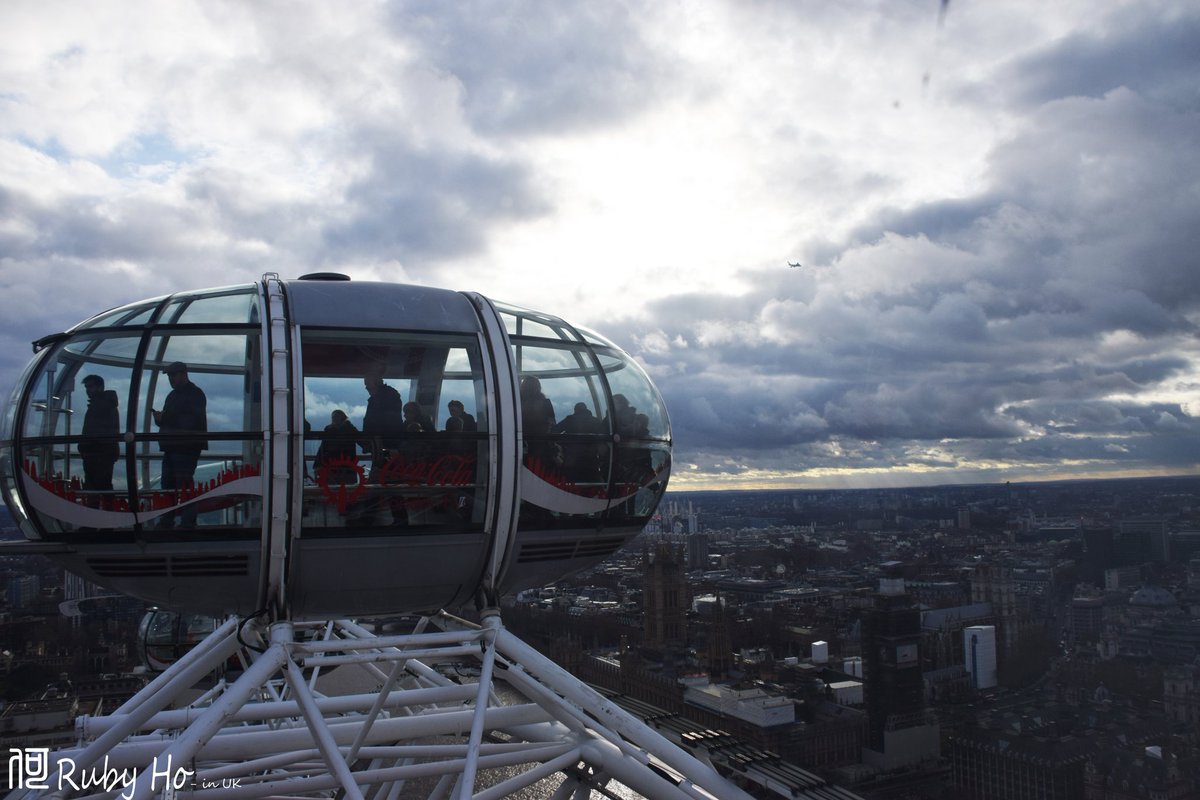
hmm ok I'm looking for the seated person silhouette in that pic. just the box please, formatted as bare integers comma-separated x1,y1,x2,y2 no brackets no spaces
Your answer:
446,399,477,432
403,401,437,433
553,402,604,481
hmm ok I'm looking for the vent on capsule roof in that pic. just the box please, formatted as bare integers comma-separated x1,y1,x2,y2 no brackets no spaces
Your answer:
298,272,351,281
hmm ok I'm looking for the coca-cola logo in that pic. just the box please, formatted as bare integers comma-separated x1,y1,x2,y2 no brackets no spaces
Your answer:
313,455,367,513
374,454,476,486
312,454,476,515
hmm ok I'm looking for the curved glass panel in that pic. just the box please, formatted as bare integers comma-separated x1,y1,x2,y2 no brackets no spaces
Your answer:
13,328,263,537
140,611,220,671
299,328,488,534
21,333,139,441
74,297,167,331
3,350,45,445
136,332,263,531
573,325,621,350
157,285,259,325
1,354,47,537
493,302,583,343
595,349,670,441
609,443,671,525
513,340,615,529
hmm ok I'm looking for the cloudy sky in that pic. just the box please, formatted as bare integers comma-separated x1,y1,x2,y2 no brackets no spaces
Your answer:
2,0,1198,490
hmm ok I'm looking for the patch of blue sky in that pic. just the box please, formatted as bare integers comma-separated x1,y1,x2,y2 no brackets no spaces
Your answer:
98,132,196,180
14,134,70,161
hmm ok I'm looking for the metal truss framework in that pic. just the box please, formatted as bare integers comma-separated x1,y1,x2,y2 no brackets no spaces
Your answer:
12,611,757,800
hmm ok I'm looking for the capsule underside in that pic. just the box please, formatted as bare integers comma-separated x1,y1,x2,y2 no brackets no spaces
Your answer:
0,277,671,618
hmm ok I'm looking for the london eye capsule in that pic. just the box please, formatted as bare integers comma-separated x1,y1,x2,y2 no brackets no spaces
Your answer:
0,274,671,619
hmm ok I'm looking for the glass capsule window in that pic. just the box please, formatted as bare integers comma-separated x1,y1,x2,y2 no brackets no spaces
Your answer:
135,331,264,531
299,329,489,535
18,334,142,528
7,286,265,538
158,287,261,325
594,348,670,441
73,297,167,331
496,303,582,343
499,302,673,529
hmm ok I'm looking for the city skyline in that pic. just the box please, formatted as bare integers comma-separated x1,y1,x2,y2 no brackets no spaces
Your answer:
2,1,1198,491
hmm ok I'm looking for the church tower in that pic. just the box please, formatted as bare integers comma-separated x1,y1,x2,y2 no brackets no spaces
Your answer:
643,541,687,654
970,563,1018,655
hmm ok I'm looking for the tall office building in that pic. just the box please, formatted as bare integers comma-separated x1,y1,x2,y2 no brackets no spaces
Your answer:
963,625,998,690
686,532,709,571
706,593,734,680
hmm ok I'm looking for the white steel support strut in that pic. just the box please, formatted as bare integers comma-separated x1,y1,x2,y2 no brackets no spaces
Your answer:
7,612,757,800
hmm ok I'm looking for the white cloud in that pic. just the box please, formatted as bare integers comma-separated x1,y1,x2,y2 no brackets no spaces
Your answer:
0,0,1197,488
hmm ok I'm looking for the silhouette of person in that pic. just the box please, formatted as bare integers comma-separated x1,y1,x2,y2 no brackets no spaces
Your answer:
315,410,359,484
398,420,429,463
553,402,600,435
403,401,437,434
361,369,404,478
606,393,636,437
441,414,477,459
152,362,207,528
446,400,477,432
520,375,558,467
553,402,604,481
440,415,475,518
79,374,120,494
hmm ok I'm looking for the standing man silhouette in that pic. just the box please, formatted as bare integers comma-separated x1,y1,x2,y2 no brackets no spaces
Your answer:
79,374,120,494
152,361,207,528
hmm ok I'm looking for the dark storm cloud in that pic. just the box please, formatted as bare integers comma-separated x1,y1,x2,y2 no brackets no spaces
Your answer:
989,8,1200,112
0,172,272,393
322,134,548,265
388,1,668,137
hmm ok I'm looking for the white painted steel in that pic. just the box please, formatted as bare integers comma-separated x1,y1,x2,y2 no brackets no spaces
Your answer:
25,611,754,800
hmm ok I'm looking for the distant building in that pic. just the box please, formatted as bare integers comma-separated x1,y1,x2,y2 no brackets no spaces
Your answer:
715,577,788,605
921,603,994,671
1169,530,1200,562
1104,565,1143,591
1163,661,1200,732
1120,620,1200,664
950,729,1091,800
686,532,709,571
706,595,734,680
963,625,998,690
828,679,864,705
684,682,795,728
1117,518,1169,563
861,578,939,769
642,541,687,654
1084,746,1193,800
1070,594,1106,642
971,564,1018,655
6,574,40,609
